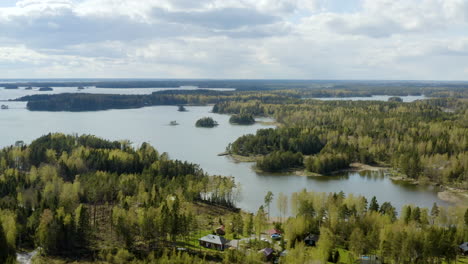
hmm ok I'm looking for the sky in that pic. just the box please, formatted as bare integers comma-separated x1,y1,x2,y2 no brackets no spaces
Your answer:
0,0,468,80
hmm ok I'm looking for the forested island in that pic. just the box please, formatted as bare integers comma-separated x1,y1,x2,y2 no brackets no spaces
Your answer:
218,98,468,192
229,113,255,125
195,117,219,128
38,87,53,91
10,80,468,112
0,134,467,263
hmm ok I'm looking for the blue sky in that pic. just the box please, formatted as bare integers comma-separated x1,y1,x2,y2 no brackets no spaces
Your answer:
0,0,467,80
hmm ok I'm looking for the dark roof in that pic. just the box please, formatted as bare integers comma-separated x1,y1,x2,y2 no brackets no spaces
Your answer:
199,234,228,245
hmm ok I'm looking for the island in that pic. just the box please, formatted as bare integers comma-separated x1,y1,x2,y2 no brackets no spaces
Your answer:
177,105,187,112
38,87,53,91
195,117,218,127
15,90,232,111
229,113,255,125
388,96,403,102
4,84,19,89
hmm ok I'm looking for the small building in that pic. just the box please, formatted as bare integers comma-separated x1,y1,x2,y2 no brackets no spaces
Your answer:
260,248,275,260
199,234,228,251
304,234,320,247
268,228,282,236
460,242,468,255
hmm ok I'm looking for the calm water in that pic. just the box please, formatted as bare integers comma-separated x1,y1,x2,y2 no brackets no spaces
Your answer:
312,95,427,102
0,86,234,101
0,103,448,216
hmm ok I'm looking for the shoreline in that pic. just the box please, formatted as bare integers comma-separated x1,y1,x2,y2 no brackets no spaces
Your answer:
225,154,388,176
390,176,468,206
225,154,260,163
223,154,468,207
295,162,388,177
437,187,468,205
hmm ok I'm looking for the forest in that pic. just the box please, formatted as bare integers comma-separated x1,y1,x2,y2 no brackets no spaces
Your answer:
219,98,468,187
0,134,240,263
0,134,467,263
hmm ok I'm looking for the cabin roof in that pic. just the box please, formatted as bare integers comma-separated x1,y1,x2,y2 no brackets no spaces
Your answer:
199,234,228,245
268,228,282,235
261,248,274,256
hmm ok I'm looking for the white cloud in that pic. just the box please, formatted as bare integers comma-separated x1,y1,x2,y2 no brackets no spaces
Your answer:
0,0,467,79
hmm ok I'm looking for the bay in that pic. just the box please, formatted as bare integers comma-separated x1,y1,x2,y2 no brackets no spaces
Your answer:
0,103,448,216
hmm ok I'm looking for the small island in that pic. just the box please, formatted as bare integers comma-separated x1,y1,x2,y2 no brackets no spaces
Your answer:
229,113,255,125
4,84,19,89
178,105,187,112
195,117,218,128
39,87,54,91
169,120,179,126
25,86,33,90
388,96,403,102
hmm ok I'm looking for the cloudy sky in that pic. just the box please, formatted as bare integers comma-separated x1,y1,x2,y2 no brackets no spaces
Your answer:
0,0,467,80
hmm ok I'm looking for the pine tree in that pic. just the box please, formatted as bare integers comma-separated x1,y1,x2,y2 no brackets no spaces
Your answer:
369,196,379,212
430,202,439,224
464,208,468,227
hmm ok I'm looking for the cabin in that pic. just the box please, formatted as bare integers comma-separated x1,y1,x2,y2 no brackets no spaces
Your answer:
268,228,282,236
304,234,320,247
199,234,228,251
460,242,468,255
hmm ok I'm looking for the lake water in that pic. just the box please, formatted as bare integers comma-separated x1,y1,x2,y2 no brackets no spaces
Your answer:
0,102,449,216
312,95,427,102
0,86,234,101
